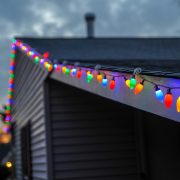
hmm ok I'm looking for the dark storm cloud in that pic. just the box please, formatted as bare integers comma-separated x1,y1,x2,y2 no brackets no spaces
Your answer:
1,0,180,105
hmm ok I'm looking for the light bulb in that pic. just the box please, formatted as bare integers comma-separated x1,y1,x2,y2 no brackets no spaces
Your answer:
87,71,93,83
176,96,180,112
155,85,164,103
97,73,103,83
102,76,108,87
109,78,115,90
34,56,40,64
43,52,49,58
71,68,77,77
65,68,70,76
77,70,82,78
62,66,66,74
48,64,53,72
12,38,16,44
164,89,173,109
125,79,130,88
56,65,61,72
44,62,48,68
134,80,144,95
130,76,137,89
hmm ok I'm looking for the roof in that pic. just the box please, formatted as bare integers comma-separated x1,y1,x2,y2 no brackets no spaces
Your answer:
12,37,180,123
17,37,180,74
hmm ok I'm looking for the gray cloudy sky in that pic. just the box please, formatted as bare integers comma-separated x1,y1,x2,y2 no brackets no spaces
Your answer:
1,0,180,105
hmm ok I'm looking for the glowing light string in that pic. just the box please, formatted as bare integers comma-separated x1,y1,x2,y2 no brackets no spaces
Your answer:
55,62,180,113
4,38,53,132
5,38,180,133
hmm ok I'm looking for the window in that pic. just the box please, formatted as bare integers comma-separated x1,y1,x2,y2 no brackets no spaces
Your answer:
21,122,32,180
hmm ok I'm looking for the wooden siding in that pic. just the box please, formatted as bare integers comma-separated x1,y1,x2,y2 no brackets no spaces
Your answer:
12,49,49,180
48,79,139,180
143,113,180,180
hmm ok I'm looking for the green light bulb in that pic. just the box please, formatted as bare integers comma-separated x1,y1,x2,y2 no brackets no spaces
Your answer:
11,54,15,59
10,74,14,79
8,91,13,95
5,122,11,125
87,73,93,83
34,57,40,63
6,106,11,110
130,77,136,89
12,38,16,43
65,68,70,76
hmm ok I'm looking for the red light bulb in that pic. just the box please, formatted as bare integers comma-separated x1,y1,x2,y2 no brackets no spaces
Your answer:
56,65,61,72
11,50,16,54
77,70,82,78
17,41,22,47
43,52,49,58
109,78,116,90
164,89,173,109
10,61,15,66
9,79,14,84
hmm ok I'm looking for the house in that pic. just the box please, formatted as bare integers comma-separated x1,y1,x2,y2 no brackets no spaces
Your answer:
6,15,180,180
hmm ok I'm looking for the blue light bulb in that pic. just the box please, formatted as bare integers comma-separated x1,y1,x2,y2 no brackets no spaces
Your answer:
72,68,77,77
102,76,108,87
53,64,57,69
155,86,164,103
10,66,15,71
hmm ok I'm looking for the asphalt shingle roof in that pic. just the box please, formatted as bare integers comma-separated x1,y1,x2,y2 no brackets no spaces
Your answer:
17,37,180,74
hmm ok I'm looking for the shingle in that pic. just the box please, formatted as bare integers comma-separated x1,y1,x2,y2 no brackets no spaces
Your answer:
16,37,180,74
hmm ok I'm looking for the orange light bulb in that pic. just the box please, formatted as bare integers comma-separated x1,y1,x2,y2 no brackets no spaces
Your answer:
176,96,180,112
134,81,144,95
97,74,103,83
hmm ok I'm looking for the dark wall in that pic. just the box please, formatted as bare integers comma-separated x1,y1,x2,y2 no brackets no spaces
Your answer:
46,79,139,180
12,50,49,180
143,113,180,180
0,144,11,161
47,78,180,180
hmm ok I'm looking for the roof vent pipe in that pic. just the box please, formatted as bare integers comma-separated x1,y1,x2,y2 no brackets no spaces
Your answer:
85,13,95,38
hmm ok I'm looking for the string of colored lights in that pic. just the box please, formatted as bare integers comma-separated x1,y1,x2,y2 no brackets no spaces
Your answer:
3,39,53,132
4,38,180,132
53,62,180,112
3,43,16,132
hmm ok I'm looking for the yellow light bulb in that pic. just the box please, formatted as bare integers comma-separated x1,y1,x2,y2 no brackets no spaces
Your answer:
62,66,66,74
6,161,12,168
125,79,130,88
176,96,180,112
